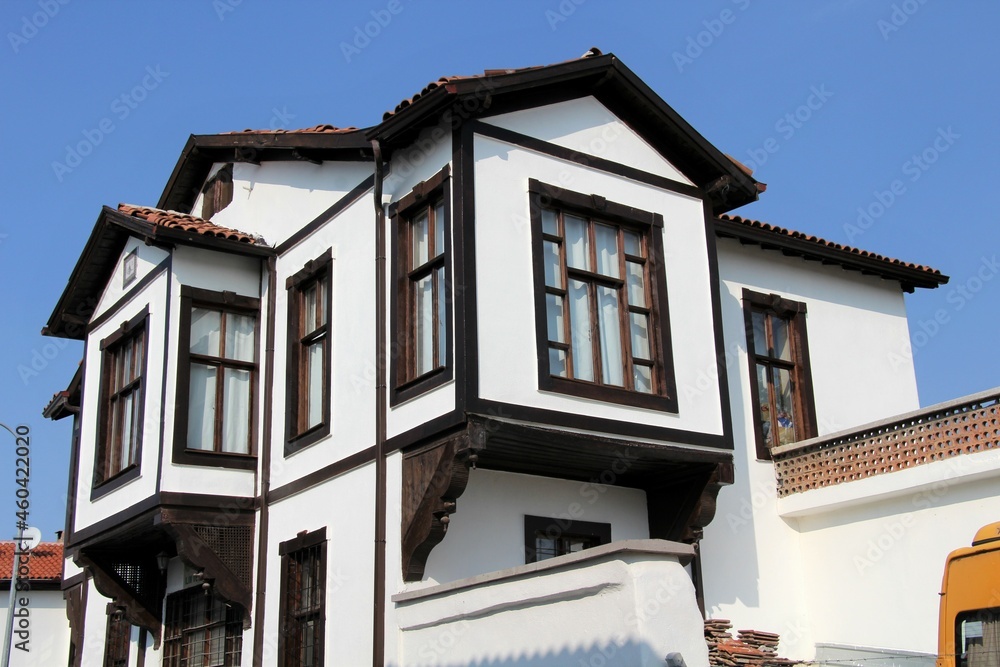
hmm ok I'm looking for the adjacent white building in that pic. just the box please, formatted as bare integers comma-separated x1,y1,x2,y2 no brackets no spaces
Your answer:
42,49,996,667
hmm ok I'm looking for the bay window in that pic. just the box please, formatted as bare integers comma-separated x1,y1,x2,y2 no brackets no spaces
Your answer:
529,180,677,412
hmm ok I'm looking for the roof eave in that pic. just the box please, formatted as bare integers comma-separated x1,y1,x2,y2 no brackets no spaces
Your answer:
713,216,948,292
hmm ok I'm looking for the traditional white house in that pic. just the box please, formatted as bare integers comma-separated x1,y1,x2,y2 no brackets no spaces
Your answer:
42,49,996,667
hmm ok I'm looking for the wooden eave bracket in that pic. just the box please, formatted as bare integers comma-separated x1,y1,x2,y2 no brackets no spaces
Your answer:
400,430,481,582
74,552,163,648
162,521,255,629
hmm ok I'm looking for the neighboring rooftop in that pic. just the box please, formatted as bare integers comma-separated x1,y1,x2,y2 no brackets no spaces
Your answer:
0,541,62,585
226,123,359,135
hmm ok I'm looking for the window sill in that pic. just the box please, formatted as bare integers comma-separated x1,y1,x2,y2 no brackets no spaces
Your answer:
539,375,678,413
285,423,332,457
391,365,453,407
90,464,141,500
172,449,258,470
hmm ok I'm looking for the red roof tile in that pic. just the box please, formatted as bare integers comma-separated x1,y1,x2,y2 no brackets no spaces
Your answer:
117,204,260,245
718,213,943,277
382,48,605,121
226,124,359,135
0,542,62,582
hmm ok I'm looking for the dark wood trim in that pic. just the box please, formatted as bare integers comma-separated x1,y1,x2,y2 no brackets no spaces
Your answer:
527,179,679,413
455,121,476,414
275,175,376,255
158,491,259,512
137,627,148,667
470,398,730,449
389,164,455,406
742,288,817,461
277,526,327,557
173,286,261,468
471,120,704,200
66,496,160,548
384,408,467,455
523,515,611,564
61,571,87,591
267,445,377,504
703,200,736,453
277,528,327,667
86,259,169,335
154,259,174,496
63,575,87,667
285,249,334,456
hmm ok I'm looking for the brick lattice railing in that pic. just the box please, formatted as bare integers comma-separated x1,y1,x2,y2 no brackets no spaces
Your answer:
771,387,1000,497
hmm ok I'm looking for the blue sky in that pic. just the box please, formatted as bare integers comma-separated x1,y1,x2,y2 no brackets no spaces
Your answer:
1,1,997,539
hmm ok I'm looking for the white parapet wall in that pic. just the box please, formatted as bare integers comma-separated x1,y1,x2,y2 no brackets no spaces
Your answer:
391,540,707,667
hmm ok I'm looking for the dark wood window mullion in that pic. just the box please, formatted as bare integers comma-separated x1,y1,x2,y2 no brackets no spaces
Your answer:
616,226,635,391
558,212,574,379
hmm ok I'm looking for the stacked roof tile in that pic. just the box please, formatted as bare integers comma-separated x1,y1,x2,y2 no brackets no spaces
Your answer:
706,619,798,667
117,204,259,245
0,541,62,583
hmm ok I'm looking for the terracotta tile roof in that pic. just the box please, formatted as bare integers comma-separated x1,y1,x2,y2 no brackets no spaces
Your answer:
117,204,260,245
382,47,605,121
0,542,62,582
226,124,359,135
718,213,943,276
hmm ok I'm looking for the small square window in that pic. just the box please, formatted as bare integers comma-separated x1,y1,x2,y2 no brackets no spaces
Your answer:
123,249,137,288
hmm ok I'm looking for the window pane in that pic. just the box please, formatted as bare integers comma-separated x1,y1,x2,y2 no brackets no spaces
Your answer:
594,223,620,278
122,339,133,386
412,211,429,268
190,308,221,356
304,283,318,333
543,240,562,289
225,313,255,362
771,314,791,361
317,279,327,326
565,215,590,271
546,293,565,343
433,202,445,258
630,312,651,360
626,261,645,307
120,393,133,472
414,274,434,376
541,208,559,236
222,368,251,454
568,280,594,382
751,311,768,357
188,364,217,451
755,363,773,449
597,285,623,386
773,366,797,446
548,347,568,378
623,230,642,257
306,342,323,429
436,266,446,368
535,536,557,560
633,364,653,394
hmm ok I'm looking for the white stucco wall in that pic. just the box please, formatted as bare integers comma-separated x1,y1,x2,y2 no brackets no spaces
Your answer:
422,468,649,584
93,236,169,320
472,132,725,438
701,238,934,660
0,588,70,667
483,96,694,185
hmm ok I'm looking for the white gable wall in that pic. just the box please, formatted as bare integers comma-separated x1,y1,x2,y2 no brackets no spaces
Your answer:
473,133,725,437
483,96,695,186
93,237,169,321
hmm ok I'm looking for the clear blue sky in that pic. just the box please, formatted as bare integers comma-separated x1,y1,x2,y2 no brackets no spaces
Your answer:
1,1,997,539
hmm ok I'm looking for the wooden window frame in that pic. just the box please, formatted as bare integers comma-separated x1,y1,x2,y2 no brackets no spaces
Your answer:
92,307,148,499
523,515,611,564
285,250,333,455
742,289,817,461
389,165,453,406
201,163,234,220
162,587,244,667
173,286,259,469
278,527,327,667
102,604,131,667
528,179,678,413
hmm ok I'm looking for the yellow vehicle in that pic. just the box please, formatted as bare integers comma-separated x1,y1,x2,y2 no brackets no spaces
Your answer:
938,521,1000,667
